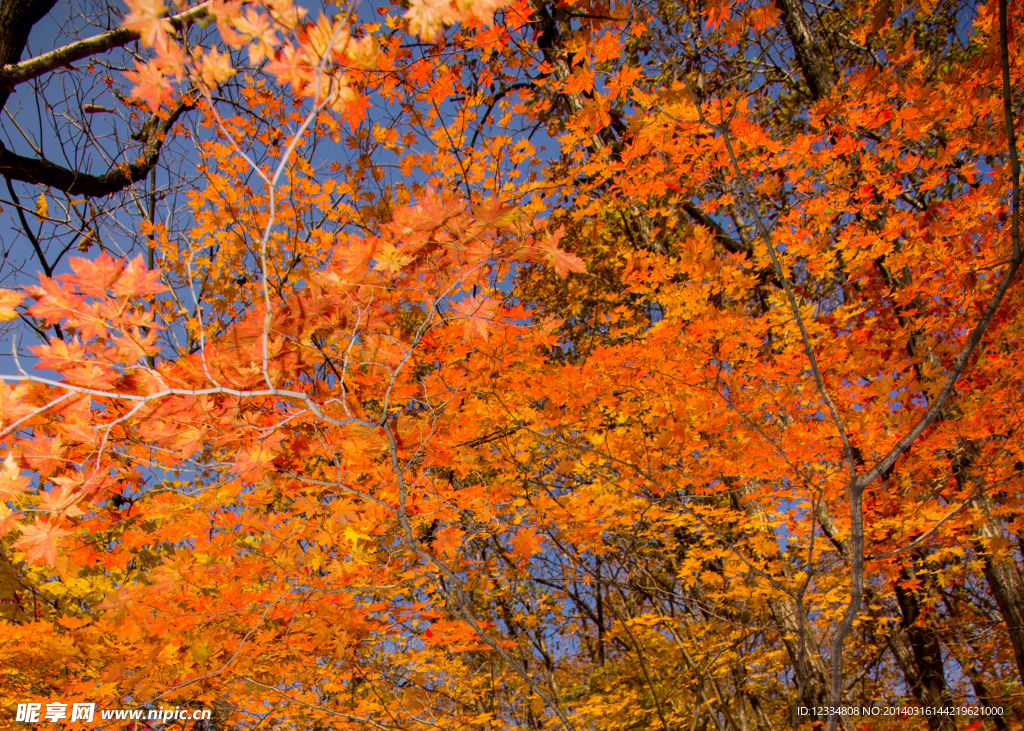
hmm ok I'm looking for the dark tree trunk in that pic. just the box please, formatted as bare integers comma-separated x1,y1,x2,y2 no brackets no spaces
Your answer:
0,0,60,111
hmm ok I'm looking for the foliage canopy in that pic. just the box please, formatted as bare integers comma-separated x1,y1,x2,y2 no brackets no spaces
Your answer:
1,0,1023,730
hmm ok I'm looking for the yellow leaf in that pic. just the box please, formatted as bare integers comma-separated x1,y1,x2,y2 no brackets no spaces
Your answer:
40,580,67,598
0,290,23,321
35,192,48,221
191,638,211,662
77,230,95,252
344,525,371,545
373,243,414,274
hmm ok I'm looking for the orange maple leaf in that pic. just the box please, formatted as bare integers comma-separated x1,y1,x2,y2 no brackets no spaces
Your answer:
12,518,72,566
705,2,731,30
110,255,167,297
0,502,21,533
0,288,24,321
432,525,465,558
452,294,498,339
23,434,65,478
39,479,85,518
511,526,545,566
538,226,586,278
0,453,31,500
373,243,415,275
124,59,174,112
232,448,276,480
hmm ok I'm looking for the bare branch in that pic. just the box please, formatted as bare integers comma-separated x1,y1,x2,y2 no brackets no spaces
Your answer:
0,100,193,197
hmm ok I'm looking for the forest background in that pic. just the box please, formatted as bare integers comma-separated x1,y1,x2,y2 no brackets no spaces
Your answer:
0,1,1022,731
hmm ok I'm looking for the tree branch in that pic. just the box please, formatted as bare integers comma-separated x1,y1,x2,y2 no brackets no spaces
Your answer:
773,0,836,100
0,100,193,197
0,3,210,94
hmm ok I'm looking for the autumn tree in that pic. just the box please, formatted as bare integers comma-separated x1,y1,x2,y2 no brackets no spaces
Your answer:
0,1,1023,731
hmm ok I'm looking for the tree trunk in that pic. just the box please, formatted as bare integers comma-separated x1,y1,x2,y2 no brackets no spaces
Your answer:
816,504,956,730
892,565,958,731
731,485,854,731
975,494,1024,684
0,0,59,111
